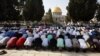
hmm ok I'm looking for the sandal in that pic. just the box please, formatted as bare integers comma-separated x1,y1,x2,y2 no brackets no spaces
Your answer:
0,50,7,55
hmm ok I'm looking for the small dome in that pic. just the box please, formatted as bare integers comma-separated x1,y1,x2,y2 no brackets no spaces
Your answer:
52,7,62,13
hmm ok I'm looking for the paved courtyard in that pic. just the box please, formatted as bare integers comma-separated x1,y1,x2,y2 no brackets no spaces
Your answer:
0,49,100,56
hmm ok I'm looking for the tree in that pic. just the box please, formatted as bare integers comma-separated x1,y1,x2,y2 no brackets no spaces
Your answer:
0,0,19,21
67,0,97,22
23,0,44,22
0,0,44,22
96,4,100,21
48,9,53,23
5,0,19,21
0,0,7,21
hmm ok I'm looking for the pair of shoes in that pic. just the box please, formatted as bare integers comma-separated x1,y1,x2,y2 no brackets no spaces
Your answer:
0,50,7,55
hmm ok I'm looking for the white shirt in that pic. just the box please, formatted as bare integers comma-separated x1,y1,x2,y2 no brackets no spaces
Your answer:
38,31,43,35
0,35,4,40
89,30,93,35
57,30,61,37
72,30,76,35
42,38,48,47
33,33,39,40
83,33,89,41
65,38,72,48
69,29,74,35
53,30,57,34
40,34,46,40
0,37,10,45
76,31,80,35
26,30,33,37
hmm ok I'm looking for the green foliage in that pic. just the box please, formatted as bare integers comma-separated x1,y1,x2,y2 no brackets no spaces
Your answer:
0,0,19,21
23,0,44,22
96,4,100,21
0,0,44,22
67,0,97,22
48,9,53,23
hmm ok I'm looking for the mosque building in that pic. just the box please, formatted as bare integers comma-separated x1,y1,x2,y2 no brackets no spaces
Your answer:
42,7,67,26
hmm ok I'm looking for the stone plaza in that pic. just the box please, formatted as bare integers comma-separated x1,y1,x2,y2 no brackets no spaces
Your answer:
0,49,100,56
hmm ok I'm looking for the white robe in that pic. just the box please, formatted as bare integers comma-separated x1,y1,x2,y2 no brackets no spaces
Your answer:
78,39,87,49
24,37,34,46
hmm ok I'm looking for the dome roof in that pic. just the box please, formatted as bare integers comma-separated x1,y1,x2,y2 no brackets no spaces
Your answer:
52,7,62,13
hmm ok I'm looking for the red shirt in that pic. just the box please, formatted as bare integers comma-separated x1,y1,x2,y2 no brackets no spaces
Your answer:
7,37,17,48
16,37,26,47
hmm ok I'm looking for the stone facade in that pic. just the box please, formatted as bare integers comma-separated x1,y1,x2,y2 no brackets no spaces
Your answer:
42,7,67,26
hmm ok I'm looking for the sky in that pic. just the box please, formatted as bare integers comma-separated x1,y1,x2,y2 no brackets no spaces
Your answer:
98,0,100,4
43,0,100,15
43,0,69,15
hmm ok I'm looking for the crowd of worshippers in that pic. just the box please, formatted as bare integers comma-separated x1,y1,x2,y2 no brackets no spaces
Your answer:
0,26,100,52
